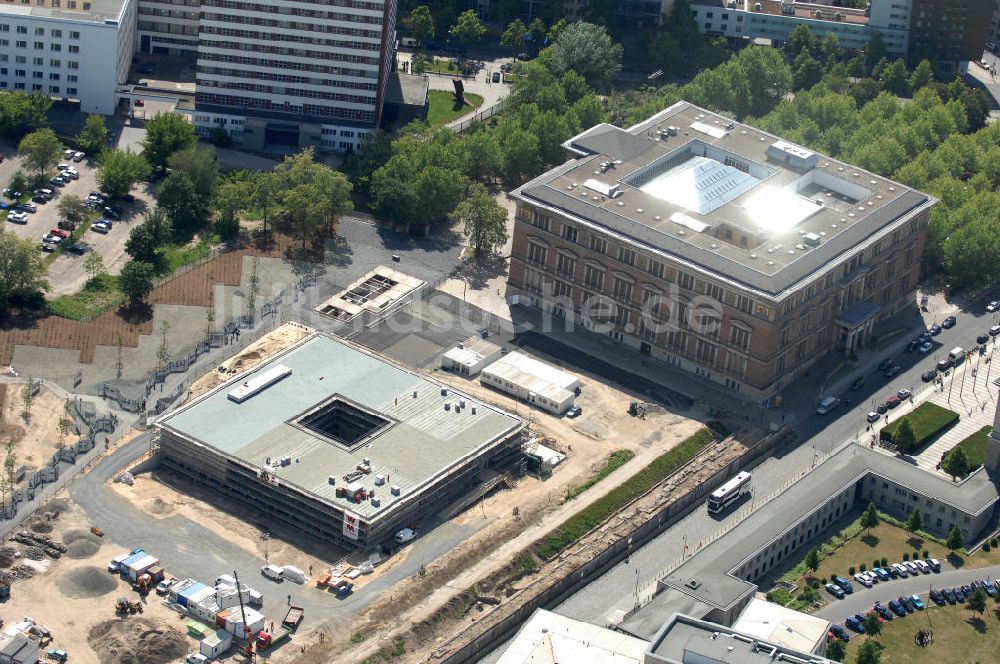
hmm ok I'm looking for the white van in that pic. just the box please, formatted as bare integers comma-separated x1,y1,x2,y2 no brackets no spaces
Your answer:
816,396,840,415
261,564,284,581
394,528,415,544
948,347,964,363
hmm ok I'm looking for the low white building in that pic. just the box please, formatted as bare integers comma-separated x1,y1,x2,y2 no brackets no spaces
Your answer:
480,351,581,415
497,608,647,664
731,598,830,655
199,629,232,659
441,336,502,377
0,0,137,113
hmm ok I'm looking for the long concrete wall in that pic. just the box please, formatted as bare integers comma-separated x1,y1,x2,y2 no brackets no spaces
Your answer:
431,429,789,663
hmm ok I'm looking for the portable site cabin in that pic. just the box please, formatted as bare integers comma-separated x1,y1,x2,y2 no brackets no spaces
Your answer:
191,596,222,624
215,585,250,610
126,554,160,582
248,589,264,607
169,578,198,603
200,629,233,659
118,550,147,574
480,351,580,415
221,606,266,638
177,582,210,608
440,337,502,377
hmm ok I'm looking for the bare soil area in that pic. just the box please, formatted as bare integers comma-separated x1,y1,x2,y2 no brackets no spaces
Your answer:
187,321,313,399
0,385,78,484
0,491,203,664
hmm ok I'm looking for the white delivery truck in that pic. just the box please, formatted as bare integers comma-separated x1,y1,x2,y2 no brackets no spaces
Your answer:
816,396,840,415
261,564,284,581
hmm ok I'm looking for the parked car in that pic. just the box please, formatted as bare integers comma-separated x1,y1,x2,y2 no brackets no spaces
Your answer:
565,405,582,418
832,576,854,594
884,364,900,378
886,565,899,579
57,219,76,231
49,175,66,187
888,599,906,616
845,615,865,633
899,596,915,612
91,220,112,233
937,359,953,372
64,242,88,255
853,572,873,588
929,324,942,336
921,370,936,382
825,583,845,599
904,561,920,575
62,167,79,180
943,587,957,604
942,315,957,329
954,586,966,602
873,601,892,620
72,151,85,162
155,578,176,595
851,377,865,391
63,148,75,160
983,580,997,597
15,202,36,213
828,624,849,642
6,211,28,224
905,339,919,352
104,205,123,220
897,389,911,401
886,395,902,409
184,654,209,664
49,227,70,239
915,559,930,574
41,233,62,245
878,358,894,372
978,334,990,344
866,411,880,423
928,558,940,572
961,584,974,597
871,567,890,582
991,325,1000,337
491,71,501,83
876,403,888,415
890,563,909,578
918,341,933,354
929,589,945,605
910,594,925,610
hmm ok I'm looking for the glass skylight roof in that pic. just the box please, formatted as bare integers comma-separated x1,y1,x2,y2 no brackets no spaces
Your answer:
638,156,759,215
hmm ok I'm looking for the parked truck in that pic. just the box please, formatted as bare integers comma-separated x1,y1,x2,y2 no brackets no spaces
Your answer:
329,579,353,598
281,605,304,630
255,628,291,650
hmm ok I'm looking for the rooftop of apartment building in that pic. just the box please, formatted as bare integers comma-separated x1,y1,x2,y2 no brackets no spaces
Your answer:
646,613,835,663
156,333,523,521
691,0,870,24
0,0,129,24
620,442,999,639
511,101,934,298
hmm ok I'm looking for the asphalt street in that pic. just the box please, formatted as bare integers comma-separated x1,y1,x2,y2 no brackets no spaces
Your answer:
555,288,1000,626
816,564,1000,621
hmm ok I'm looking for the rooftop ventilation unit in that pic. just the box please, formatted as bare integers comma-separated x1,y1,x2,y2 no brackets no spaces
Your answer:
690,121,728,139
227,365,292,403
766,140,817,170
583,178,621,198
802,232,822,247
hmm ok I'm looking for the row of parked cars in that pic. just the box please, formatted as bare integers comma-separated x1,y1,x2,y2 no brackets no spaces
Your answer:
825,558,941,599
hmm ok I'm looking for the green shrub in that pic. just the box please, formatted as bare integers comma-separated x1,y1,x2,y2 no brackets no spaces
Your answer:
534,428,714,560
880,557,888,567
859,563,867,571
873,559,880,569
922,549,929,558
849,566,856,575
350,633,365,644
985,541,991,552
706,420,731,438
903,552,909,561
879,402,959,451
810,579,820,589
766,588,793,605
913,551,920,560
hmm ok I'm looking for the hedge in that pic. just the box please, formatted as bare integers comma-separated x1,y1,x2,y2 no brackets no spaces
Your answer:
534,428,714,561
879,402,959,451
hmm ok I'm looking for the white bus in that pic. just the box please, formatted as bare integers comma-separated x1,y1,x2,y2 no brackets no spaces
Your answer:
707,471,751,514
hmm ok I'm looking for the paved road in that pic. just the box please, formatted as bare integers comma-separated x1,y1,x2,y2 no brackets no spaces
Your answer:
555,288,1000,626
817,564,1000,621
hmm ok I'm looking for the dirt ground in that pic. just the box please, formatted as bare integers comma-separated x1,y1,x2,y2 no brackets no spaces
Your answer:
0,492,202,664
187,322,314,399
0,385,78,484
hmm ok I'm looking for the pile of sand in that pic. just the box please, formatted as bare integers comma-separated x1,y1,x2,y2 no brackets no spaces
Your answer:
146,497,175,515
63,528,102,546
66,540,100,559
60,566,118,598
88,618,188,664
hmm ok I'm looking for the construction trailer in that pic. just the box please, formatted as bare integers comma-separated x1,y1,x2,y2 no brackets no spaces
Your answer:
440,337,502,377
479,351,581,415
199,629,233,659
125,554,160,582
176,582,211,608
154,334,525,550
169,578,198,603
218,606,266,638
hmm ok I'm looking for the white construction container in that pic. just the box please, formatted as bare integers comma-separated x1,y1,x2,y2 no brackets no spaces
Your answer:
125,554,160,582
199,629,233,659
281,565,306,583
168,578,197,603
215,585,250,610
480,351,580,415
223,606,265,638
248,589,264,608
191,597,221,624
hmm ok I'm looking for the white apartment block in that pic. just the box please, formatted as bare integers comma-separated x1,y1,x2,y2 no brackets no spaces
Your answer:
189,0,397,152
0,0,136,113
136,0,197,55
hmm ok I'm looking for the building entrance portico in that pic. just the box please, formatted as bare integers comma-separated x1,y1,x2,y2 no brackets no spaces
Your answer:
836,301,880,355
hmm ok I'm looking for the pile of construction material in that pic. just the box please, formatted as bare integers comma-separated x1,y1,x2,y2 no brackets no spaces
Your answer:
12,531,66,559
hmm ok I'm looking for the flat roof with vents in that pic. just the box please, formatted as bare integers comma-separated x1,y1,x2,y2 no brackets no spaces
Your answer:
513,101,935,297
157,333,523,520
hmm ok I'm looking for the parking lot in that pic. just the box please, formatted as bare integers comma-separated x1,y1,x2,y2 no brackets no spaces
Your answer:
0,142,154,297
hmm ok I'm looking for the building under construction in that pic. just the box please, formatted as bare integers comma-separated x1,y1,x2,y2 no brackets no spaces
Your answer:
154,333,524,549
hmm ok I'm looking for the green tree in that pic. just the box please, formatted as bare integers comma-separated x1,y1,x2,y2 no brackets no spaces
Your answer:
0,232,49,308
498,124,541,183
167,144,219,207
83,252,106,283
124,222,160,263
18,128,62,175
942,446,970,479
119,260,156,305
97,148,150,200
909,59,934,91
946,524,964,550
793,53,824,91
820,32,842,66
451,184,508,258
862,610,881,641
157,171,202,231
906,506,923,533
546,18,568,43
804,548,820,575
967,586,987,618
75,114,107,155
214,179,248,241
7,170,27,197
696,37,732,70
409,5,435,46
648,33,682,76
527,17,546,45
449,10,485,47
142,112,197,171
663,0,702,53
880,59,910,96
284,183,324,249
546,21,623,87
501,18,527,50
57,194,88,223
826,638,845,662
861,501,879,535
895,418,917,451
0,91,51,138
462,129,504,183
856,640,882,664
786,24,817,58
864,32,887,74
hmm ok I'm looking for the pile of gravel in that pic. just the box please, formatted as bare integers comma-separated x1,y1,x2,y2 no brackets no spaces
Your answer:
28,519,53,534
60,565,117,599
63,529,102,547
66,540,99,559
23,547,44,561
89,618,188,664
0,547,17,568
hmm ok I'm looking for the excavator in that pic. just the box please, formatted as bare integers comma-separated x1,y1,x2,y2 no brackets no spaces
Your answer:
114,597,143,614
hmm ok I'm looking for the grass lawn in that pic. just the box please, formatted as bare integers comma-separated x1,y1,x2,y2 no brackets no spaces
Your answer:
880,402,960,451
945,426,991,469
47,273,123,321
159,234,219,273
843,601,1000,664
566,450,635,500
426,90,484,127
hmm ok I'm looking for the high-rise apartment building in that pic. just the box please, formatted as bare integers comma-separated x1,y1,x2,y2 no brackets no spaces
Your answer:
136,0,197,56
187,0,397,152
907,0,993,61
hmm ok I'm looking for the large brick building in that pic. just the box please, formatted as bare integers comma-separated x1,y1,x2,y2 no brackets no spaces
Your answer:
508,101,936,399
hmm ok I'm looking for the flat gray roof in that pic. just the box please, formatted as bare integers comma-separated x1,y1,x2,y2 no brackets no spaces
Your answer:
157,334,522,521
512,101,935,297
0,0,129,25
624,443,999,632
